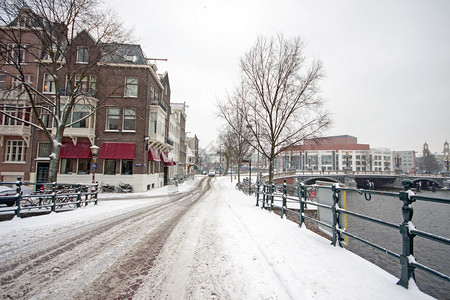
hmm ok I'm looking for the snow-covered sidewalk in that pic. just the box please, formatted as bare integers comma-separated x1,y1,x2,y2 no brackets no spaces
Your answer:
192,177,432,299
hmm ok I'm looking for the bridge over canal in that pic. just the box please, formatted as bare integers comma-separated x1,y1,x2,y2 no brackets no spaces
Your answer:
271,171,449,190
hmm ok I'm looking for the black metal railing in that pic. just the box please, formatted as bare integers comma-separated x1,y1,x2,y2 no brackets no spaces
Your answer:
0,177,98,218
256,179,450,289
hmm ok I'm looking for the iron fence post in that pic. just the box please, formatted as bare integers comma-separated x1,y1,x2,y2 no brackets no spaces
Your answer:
397,179,416,288
299,183,305,227
281,180,287,218
270,183,275,211
76,185,82,208
262,185,266,209
94,183,99,205
331,184,342,247
256,180,260,207
14,177,23,218
51,182,57,213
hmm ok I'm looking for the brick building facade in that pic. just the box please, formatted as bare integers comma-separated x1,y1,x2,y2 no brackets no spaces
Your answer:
0,10,182,192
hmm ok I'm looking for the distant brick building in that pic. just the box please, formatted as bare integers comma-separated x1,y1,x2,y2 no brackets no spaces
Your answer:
278,135,393,172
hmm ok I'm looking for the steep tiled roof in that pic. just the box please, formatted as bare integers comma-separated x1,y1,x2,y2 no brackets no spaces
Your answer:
100,43,147,65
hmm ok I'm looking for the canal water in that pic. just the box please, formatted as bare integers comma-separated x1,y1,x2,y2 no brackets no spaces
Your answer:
344,189,450,300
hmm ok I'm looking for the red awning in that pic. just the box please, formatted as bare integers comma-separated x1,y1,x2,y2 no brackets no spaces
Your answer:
160,152,170,164
148,148,161,161
99,143,136,160
168,158,176,166
60,142,92,159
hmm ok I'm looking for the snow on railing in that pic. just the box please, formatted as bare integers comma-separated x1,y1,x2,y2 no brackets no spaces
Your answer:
0,177,98,217
255,178,450,290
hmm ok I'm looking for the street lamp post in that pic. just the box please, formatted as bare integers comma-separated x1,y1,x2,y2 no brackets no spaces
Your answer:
395,153,402,174
90,145,99,184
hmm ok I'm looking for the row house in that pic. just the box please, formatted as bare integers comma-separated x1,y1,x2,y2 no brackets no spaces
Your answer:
170,102,187,178
186,134,199,172
0,12,180,192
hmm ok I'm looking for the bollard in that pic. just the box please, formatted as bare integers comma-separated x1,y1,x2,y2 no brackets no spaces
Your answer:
397,179,416,288
281,180,287,218
14,177,23,218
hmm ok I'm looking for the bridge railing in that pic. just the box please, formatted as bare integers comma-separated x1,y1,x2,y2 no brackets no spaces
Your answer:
0,177,98,218
255,179,450,290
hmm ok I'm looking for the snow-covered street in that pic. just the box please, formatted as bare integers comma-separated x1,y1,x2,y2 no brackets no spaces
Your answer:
0,176,434,299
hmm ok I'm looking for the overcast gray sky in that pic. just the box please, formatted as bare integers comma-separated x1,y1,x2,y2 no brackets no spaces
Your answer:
107,0,450,155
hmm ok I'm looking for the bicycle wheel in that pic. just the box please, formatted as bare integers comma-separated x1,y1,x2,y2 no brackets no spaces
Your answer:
20,198,36,210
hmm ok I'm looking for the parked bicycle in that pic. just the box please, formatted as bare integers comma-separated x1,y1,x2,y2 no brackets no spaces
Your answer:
236,178,256,195
100,182,115,193
116,182,133,193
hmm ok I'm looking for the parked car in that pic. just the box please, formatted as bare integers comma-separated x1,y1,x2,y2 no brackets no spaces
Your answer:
0,185,33,206
0,186,16,206
208,170,216,177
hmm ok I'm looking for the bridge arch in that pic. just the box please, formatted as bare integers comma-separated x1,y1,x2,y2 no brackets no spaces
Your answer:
301,177,341,185
411,178,442,189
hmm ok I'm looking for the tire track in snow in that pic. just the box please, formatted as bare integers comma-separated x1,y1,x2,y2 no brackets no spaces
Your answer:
0,177,210,299
73,177,212,299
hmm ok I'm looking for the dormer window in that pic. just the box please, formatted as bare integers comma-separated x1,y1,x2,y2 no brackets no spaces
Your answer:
77,47,89,63
124,55,137,63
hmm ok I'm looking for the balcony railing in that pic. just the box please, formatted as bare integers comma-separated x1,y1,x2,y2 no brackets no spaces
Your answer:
0,123,31,136
150,99,167,111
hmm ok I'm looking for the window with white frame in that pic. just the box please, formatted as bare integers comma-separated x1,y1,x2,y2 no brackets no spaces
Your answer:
75,75,89,93
43,74,55,93
42,43,59,61
121,160,133,175
104,160,117,175
150,85,155,102
37,143,52,158
0,74,6,89
77,159,90,174
8,44,27,64
41,106,53,128
72,104,90,128
150,112,157,134
90,76,97,93
0,105,22,125
77,47,89,63
125,77,138,97
123,108,136,131
60,158,74,174
13,74,32,92
106,107,120,131
5,140,26,162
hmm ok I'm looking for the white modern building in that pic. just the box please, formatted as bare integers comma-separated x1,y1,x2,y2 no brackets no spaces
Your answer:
278,135,395,173
392,150,416,173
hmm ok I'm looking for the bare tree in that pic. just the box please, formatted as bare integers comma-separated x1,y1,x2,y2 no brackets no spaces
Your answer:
0,0,132,182
219,34,331,184
217,91,253,183
218,123,252,182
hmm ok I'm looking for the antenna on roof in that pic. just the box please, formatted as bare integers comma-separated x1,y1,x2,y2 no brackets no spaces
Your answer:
146,58,168,61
